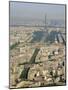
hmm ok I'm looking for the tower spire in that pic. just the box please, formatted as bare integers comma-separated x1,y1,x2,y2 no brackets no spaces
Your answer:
45,14,46,29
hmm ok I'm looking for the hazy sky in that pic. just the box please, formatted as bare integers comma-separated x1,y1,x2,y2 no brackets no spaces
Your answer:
10,1,65,25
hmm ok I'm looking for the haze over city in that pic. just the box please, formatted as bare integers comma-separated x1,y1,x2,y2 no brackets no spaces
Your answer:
10,2,65,26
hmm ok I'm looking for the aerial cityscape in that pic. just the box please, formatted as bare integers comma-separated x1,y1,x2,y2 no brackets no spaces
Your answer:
9,1,66,88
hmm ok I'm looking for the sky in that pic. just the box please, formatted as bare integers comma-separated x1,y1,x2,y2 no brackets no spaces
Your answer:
9,1,65,25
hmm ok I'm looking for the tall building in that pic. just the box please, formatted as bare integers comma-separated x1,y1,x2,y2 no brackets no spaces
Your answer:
45,14,47,29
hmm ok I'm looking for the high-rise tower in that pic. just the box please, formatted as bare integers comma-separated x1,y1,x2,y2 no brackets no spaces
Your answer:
45,14,46,29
